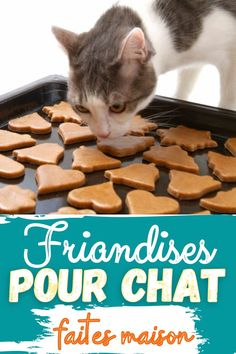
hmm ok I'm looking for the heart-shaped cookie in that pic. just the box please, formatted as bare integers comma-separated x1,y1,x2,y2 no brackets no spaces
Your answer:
8,112,51,134
72,146,121,172
0,154,25,179
200,188,236,213
105,163,159,191
58,123,96,145
97,136,155,157
43,101,82,124
126,190,180,214
0,185,36,213
13,143,64,165
157,125,217,152
168,170,222,200
208,151,236,182
143,145,199,174
36,164,86,195
51,207,96,215
0,130,36,151
68,182,122,213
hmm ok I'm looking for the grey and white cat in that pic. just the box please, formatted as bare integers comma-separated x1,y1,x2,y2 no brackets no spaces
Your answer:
53,0,236,139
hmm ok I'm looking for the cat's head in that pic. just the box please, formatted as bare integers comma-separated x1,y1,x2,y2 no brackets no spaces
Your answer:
53,6,156,139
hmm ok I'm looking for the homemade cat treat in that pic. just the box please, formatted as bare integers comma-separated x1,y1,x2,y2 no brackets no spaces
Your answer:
8,112,51,134
200,188,236,213
0,130,36,151
225,137,236,157
97,136,155,157
104,163,159,191
72,146,121,172
168,170,222,200
42,101,82,124
143,145,199,174
51,207,96,215
126,190,180,215
128,115,158,136
58,123,96,145
13,143,64,165
0,185,36,213
208,151,236,182
36,164,86,195
0,154,25,179
68,181,122,213
157,125,218,152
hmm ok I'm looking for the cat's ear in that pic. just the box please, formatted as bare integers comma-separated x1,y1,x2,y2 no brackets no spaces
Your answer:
118,27,155,64
52,26,80,56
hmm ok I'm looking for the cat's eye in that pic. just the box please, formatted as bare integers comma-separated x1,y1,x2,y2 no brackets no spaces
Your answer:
109,103,126,114
75,104,90,114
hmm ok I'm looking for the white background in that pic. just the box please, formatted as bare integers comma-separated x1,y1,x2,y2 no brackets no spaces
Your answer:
0,0,220,106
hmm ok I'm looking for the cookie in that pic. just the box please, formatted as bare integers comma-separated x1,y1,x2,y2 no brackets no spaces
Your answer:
42,101,82,124
68,182,122,213
143,145,199,174
72,146,121,172
36,164,86,195
104,163,159,191
0,185,36,213
8,112,51,134
193,211,211,215
58,123,96,145
225,137,236,157
128,115,158,136
51,207,96,215
126,190,180,214
208,151,236,182
168,170,221,200
200,188,236,213
13,143,64,165
0,154,25,179
0,130,36,152
97,136,155,157
157,125,218,152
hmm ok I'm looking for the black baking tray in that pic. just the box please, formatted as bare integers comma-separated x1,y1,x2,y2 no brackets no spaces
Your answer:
0,74,236,214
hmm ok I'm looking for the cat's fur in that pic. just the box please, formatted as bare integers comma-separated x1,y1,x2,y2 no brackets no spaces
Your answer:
53,0,236,139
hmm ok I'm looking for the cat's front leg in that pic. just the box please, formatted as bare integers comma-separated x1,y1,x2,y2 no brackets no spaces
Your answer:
218,53,236,111
175,66,203,101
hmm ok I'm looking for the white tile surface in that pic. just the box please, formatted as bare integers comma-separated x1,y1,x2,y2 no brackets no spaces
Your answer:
0,0,219,107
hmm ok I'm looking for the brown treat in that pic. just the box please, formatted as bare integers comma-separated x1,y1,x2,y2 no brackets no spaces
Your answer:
8,112,51,134
13,143,64,165
208,151,236,182
126,190,180,215
157,125,218,152
42,101,82,124
0,185,36,213
72,146,121,172
105,163,159,191
200,188,236,213
128,115,158,136
68,182,122,213
168,170,221,200
97,136,155,157
193,211,211,215
51,207,96,215
58,123,96,145
0,130,36,152
225,137,236,156
36,164,86,195
143,145,199,174
0,154,25,179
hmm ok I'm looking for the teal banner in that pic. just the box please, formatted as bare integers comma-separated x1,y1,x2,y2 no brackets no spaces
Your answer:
0,215,235,354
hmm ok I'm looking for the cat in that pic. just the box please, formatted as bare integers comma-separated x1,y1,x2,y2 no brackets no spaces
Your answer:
52,0,236,139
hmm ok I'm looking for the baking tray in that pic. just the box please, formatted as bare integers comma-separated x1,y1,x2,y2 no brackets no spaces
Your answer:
0,74,236,214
